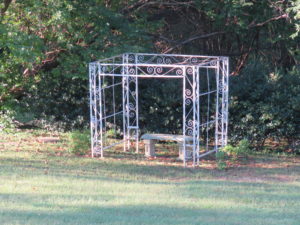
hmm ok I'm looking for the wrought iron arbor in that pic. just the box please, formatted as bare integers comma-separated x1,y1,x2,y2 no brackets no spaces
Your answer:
89,53,229,166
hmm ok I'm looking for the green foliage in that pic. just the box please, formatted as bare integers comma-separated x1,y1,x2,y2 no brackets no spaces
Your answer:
139,79,183,134
0,110,15,133
288,0,300,38
1,0,154,121
216,139,251,169
223,139,251,159
68,129,90,156
22,74,89,130
230,60,300,150
216,150,228,170
105,129,122,139
151,0,300,72
1,0,299,151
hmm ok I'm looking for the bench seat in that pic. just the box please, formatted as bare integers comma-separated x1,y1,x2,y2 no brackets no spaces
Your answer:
141,133,193,142
141,133,193,159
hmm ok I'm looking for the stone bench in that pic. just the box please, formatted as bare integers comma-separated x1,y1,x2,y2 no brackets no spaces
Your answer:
140,133,193,160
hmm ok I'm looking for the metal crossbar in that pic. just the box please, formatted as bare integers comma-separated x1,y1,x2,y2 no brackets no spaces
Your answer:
102,111,123,120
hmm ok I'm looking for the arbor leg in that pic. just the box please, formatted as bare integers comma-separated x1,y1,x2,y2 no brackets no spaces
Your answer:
144,140,155,157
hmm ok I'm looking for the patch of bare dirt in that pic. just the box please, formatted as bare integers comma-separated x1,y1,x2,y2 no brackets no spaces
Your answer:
213,157,300,183
36,137,61,143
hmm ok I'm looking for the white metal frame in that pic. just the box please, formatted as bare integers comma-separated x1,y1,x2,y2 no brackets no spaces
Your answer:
89,53,229,166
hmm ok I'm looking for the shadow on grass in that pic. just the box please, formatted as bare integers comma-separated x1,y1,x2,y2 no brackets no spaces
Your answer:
1,153,300,225
1,153,300,184
0,200,299,225
0,154,211,182
1,132,300,225
180,179,300,204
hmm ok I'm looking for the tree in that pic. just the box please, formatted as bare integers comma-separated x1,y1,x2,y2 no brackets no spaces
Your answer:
0,0,153,111
122,0,299,74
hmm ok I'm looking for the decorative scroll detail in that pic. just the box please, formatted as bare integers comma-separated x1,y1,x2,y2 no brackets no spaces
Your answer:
187,119,193,127
185,99,192,105
186,128,193,136
157,57,163,64
176,68,183,75
186,119,194,136
155,67,163,74
210,60,217,66
191,57,198,64
186,67,193,75
129,111,136,118
138,66,184,77
185,89,192,96
95,87,101,98
101,66,107,73
128,103,135,110
185,89,192,105
137,55,144,62
132,54,219,67
164,57,172,64
218,82,223,94
147,66,154,74
128,54,135,62
128,67,136,75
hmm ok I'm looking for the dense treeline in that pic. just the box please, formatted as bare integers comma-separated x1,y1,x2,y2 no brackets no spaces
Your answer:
0,0,299,150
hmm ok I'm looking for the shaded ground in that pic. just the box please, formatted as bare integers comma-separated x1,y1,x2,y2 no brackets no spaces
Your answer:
0,130,299,225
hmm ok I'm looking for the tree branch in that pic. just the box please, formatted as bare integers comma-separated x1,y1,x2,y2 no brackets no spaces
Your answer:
148,33,178,44
163,31,225,53
22,48,66,77
248,13,289,28
122,0,150,14
122,0,194,14
1,0,13,16
135,0,194,11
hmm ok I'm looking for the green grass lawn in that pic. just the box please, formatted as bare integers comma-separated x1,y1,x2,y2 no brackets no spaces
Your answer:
0,130,300,225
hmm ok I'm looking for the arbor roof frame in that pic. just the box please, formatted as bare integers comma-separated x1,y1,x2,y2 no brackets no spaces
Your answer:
89,53,229,167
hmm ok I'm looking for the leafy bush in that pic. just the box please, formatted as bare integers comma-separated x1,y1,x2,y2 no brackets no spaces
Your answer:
21,75,90,131
68,130,90,156
1,1,154,131
139,78,183,134
229,61,300,150
0,111,15,133
216,150,228,170
216,139,251,169
223,139,251,160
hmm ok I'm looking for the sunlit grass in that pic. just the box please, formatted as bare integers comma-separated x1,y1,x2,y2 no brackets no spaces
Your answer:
0,130,300,225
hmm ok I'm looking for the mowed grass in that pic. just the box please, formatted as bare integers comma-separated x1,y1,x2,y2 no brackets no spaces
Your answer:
0,130,300,225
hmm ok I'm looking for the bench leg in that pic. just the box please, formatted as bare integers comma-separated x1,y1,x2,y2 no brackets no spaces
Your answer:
178,143,193,160
144,140,155,157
